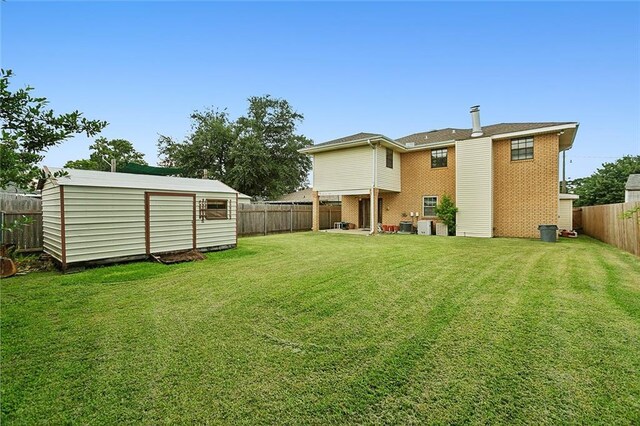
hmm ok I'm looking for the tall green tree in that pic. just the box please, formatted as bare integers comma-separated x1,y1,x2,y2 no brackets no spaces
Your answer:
158,109,234,180
231,96,312,198
158,96,312,198
0,69,107,189
64,137,147,171
571,155,640,206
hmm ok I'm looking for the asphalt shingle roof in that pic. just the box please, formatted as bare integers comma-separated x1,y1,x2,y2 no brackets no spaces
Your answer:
311,123,576,150
310,132,383,148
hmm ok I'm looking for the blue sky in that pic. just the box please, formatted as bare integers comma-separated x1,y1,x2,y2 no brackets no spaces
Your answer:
2,1,639,179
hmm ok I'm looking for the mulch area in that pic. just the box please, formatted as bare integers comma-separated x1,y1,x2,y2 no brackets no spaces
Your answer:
151,250,205,265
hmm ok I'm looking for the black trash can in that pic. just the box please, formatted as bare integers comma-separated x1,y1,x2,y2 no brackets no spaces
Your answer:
538,224,558,242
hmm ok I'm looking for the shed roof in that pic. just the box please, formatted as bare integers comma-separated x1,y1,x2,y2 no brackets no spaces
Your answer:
626,174,640,190
46,167,238,194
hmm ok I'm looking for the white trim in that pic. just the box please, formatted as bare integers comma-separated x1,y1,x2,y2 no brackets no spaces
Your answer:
317,189,370,196
559,193,579,200
489,123,578,141
422,195,438,217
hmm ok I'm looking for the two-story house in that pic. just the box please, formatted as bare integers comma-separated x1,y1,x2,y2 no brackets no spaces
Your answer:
300,106,579,238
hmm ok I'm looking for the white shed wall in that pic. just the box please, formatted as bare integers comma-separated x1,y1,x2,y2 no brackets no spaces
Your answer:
43,184,237,265
558,198,574,231
455,137,493,238
42,182,62,261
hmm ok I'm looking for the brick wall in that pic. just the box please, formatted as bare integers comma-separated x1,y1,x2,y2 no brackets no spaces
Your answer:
341,195,360,226
380,146,456,225
493,133,559,238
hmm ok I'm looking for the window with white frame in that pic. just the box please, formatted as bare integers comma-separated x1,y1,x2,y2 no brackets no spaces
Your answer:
431,148,447,168
423,196,438,217
386,148,393,169
511,137,534,160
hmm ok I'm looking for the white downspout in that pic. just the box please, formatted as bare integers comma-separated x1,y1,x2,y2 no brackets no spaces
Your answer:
367,139,377,234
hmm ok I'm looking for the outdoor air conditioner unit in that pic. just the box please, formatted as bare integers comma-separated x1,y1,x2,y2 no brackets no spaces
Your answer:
417,220,432,236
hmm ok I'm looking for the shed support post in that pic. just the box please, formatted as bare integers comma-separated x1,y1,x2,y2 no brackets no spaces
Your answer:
312,191,320,232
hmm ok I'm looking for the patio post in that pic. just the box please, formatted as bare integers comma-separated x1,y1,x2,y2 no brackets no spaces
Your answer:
312,190,320,231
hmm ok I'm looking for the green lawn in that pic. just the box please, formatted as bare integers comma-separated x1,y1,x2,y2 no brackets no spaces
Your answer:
2,233,639,424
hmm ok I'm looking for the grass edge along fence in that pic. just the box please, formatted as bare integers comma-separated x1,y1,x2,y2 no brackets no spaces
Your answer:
580,201,639,257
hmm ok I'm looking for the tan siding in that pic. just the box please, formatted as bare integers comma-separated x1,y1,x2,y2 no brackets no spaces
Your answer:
61,186,236,264
42,182,62,261
558,198,574,230
376,145,401,191
456,137,493,237
313,146,372,192
195,192,236,248
493,134,559,238
381,146,456,225
64,186,146,263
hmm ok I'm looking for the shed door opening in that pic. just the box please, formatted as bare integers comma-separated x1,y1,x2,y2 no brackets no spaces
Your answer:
145,192,196,255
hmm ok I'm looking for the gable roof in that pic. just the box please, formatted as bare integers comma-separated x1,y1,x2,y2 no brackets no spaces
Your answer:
45,167,238,194
311,132,384,149
626,174,640,190
302,122,578,154
397,122,575,146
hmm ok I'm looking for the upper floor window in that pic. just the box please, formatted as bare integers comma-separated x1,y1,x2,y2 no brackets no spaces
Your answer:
511,137,534,161
386,148,393,169
423,196,438,217
431,148,447,168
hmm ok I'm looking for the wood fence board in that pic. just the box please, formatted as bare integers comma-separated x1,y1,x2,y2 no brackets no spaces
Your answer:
580,202,639,256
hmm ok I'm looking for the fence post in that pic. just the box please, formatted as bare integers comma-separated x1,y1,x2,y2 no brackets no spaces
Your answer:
290,205,293,232
264,205,267,236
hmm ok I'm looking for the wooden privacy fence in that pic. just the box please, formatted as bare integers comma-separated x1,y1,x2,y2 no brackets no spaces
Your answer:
580,202,639,257
237,204,341,236
0,199,340,252
1,194,44,252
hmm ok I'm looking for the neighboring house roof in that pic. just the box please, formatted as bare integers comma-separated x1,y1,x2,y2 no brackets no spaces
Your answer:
626,174,640,190
301,122,579,154
44,167,238,194
273,188,340,203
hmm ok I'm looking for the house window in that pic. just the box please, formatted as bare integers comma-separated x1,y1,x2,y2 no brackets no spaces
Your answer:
205,199,228,220
431,148,447,168
386,148,393,169
423,196,438,217
511,137,534,160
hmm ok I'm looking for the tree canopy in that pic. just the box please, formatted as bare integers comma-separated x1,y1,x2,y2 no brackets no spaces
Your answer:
0,69,107,189
64,137,147,171
158,96,312,199
570,155,640,206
